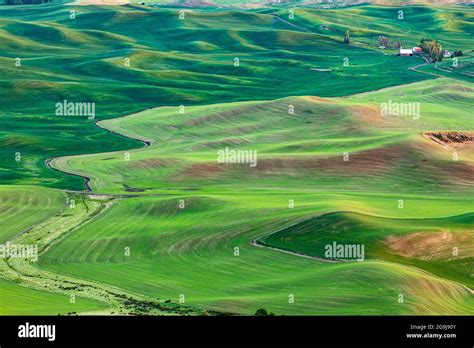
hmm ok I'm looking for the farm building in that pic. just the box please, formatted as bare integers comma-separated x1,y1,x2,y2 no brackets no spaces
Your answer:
443,50,453,58
399,48,413,56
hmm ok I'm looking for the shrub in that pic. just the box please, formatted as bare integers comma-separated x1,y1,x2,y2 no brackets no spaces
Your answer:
255,308,275,316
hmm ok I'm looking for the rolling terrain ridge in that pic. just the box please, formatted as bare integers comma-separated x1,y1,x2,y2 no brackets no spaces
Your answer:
0,1,472,315
42,79,474,315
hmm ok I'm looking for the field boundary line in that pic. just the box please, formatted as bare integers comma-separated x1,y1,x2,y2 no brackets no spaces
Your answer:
251,210,474,295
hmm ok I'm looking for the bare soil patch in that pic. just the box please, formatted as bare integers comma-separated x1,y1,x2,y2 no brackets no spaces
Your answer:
179,162,226,179
425,132,474,148
384,231,474,261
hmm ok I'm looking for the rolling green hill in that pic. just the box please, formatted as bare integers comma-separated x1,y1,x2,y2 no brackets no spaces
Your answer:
1,2,473,188
0,277,107,315
0,2,472,316
0,185,108,314
39,194,474,315
259,211,474,287
0,186,65,242
51,78,474,195
40,79,474,315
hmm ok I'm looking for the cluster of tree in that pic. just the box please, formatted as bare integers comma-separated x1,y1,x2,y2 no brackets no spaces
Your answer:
4,0,51,4
378,36,389,48
255,308,275,316
453,50,464,57
374,36,402,50
343,31,402,49
420,38,443,62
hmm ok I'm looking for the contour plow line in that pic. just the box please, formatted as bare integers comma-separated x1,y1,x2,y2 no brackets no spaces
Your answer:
251,210,474,296
0,195,212,315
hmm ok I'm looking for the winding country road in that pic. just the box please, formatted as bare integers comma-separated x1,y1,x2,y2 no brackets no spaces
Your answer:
408,61,443,78
46,114,154,193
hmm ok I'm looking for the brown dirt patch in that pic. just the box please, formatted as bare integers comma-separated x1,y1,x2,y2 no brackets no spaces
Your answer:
179,162,226,179
253,143,407,176
425,132,474,148
175,137,473,186
383,231,474,261
347,105,384,124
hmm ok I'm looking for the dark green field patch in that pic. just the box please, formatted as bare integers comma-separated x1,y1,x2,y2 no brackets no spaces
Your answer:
259,211,474,287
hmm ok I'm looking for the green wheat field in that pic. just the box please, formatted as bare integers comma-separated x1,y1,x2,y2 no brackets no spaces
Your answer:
0,0,473,316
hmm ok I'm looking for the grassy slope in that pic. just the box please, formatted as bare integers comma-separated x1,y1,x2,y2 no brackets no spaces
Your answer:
0,185,107,314
52,78,474,195
260,211,474,287
41,194,474,315
0,185,65,243
1,3,472,315
417,54,474,81
0,277,106,315
1,3,473,188
42,79,474,314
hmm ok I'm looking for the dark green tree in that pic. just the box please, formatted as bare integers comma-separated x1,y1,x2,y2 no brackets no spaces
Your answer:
344,30,350,44
255,308,275,316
